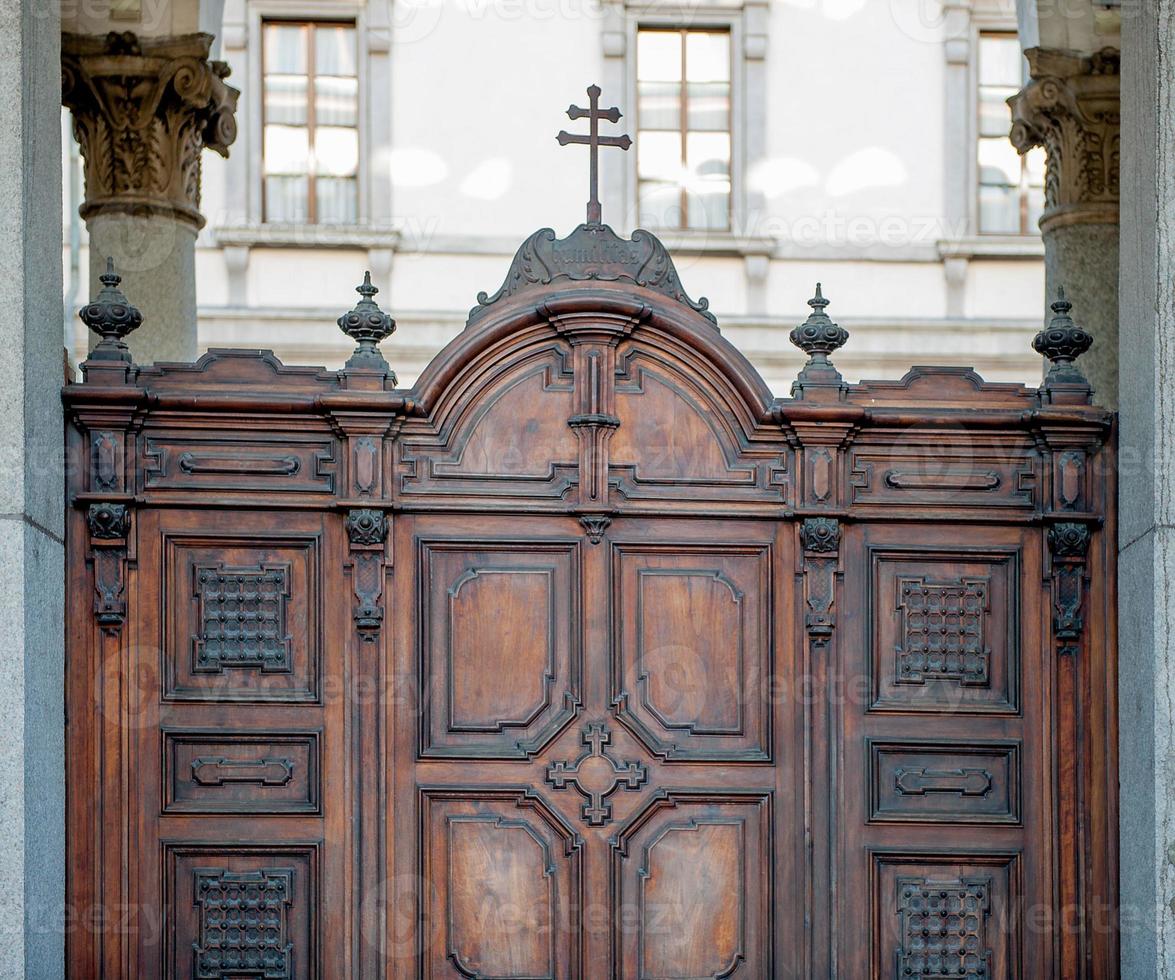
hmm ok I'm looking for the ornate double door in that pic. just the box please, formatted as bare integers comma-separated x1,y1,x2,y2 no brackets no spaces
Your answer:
65,254,1116,976
390,513,798,977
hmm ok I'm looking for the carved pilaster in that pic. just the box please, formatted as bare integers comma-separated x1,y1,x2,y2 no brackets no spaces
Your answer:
800,517,840,650
61,31,239,229
1048,521,1092,657
1009,47,1120,232
347,508,388,639
87,503,131,631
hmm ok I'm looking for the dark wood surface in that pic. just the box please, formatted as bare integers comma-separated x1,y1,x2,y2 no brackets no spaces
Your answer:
65,274,1117,977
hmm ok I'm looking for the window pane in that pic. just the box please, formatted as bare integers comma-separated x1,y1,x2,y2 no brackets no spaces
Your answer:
638,80,681,131
315,25,356,76
264,23,306,75
1026,184,1045,230
979,184,1019,233
637,30,681,82
638,130,683,183
686,131,730,181
315,126,358,176
264,125,309,175
978,89,1013,138
266,175,308,222
978,137,1020,186
687,81,729,131
1025,145,1046,187
686,181,730,231
317,176,357,223
685,31,729,82
265,74,308,126
979,35,1022,87
315,75,358,127
638,180,683,228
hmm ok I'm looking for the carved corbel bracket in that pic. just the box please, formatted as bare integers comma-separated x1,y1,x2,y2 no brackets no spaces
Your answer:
346,508,388,639
87,502,132,631
800,517,841,649
1047,521,1092,656
577,513,613,545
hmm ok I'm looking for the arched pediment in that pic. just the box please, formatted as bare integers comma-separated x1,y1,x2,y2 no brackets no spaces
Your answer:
400,231,786,509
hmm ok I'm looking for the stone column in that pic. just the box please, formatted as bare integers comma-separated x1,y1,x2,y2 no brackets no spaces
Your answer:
0,0,64,974
1009,46,1120,408
62,31,238,364
1118,2,1175,976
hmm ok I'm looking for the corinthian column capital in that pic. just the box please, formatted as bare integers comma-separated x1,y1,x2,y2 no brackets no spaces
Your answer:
61,31,240,229
1008,46,1120,233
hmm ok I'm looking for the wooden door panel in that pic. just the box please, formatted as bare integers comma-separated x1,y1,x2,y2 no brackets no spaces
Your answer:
395,515,795,978
418,540,582,759
868,548,1020,714
839,524,1048,979
126,509,346,978
163,843,320,979
611,542,773,762
162,531,323,702
419,787,584,979
612,791,774,979
870,852,1019,980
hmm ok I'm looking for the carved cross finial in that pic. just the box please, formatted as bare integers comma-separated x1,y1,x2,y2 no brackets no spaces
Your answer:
79,255,143,363
556,84,632,225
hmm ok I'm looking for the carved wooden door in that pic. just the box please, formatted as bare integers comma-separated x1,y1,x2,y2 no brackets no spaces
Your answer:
65,220,1117,978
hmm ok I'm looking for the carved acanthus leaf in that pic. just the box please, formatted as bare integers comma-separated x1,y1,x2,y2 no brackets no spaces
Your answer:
61,31,239,229
1008,46,1119,229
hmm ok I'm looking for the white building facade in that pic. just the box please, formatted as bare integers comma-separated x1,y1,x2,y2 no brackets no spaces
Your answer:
63,0,1052,390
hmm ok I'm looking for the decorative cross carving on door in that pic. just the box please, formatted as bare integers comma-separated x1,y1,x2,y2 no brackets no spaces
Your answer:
546,721,647,826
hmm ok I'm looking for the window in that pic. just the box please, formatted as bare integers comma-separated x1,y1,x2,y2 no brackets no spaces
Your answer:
636,27,731,231
262,21,358,224
977,32,1045,234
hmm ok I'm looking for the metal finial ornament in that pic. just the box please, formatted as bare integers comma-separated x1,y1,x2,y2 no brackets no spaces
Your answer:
79,257,143,362
337,271,396,379
790,283,849,362
1033,286,1093,386
557,84,632,225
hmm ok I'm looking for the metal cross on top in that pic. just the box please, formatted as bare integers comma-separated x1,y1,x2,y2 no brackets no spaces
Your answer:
557,84,632,225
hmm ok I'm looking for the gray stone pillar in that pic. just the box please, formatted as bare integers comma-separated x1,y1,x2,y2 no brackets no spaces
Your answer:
0,0,65,975
1119,2,1175,976
1010,46,1120,408
61,31,238,364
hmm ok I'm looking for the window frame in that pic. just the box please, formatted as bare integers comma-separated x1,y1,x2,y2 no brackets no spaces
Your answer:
235,0,380,229
975,28,1044,236
260,17,361,225
634,24,734,233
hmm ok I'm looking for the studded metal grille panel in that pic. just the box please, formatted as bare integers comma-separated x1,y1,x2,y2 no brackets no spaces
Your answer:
193,564,292,672
193,868,294,979
896,876,992,979
895,577,990,686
